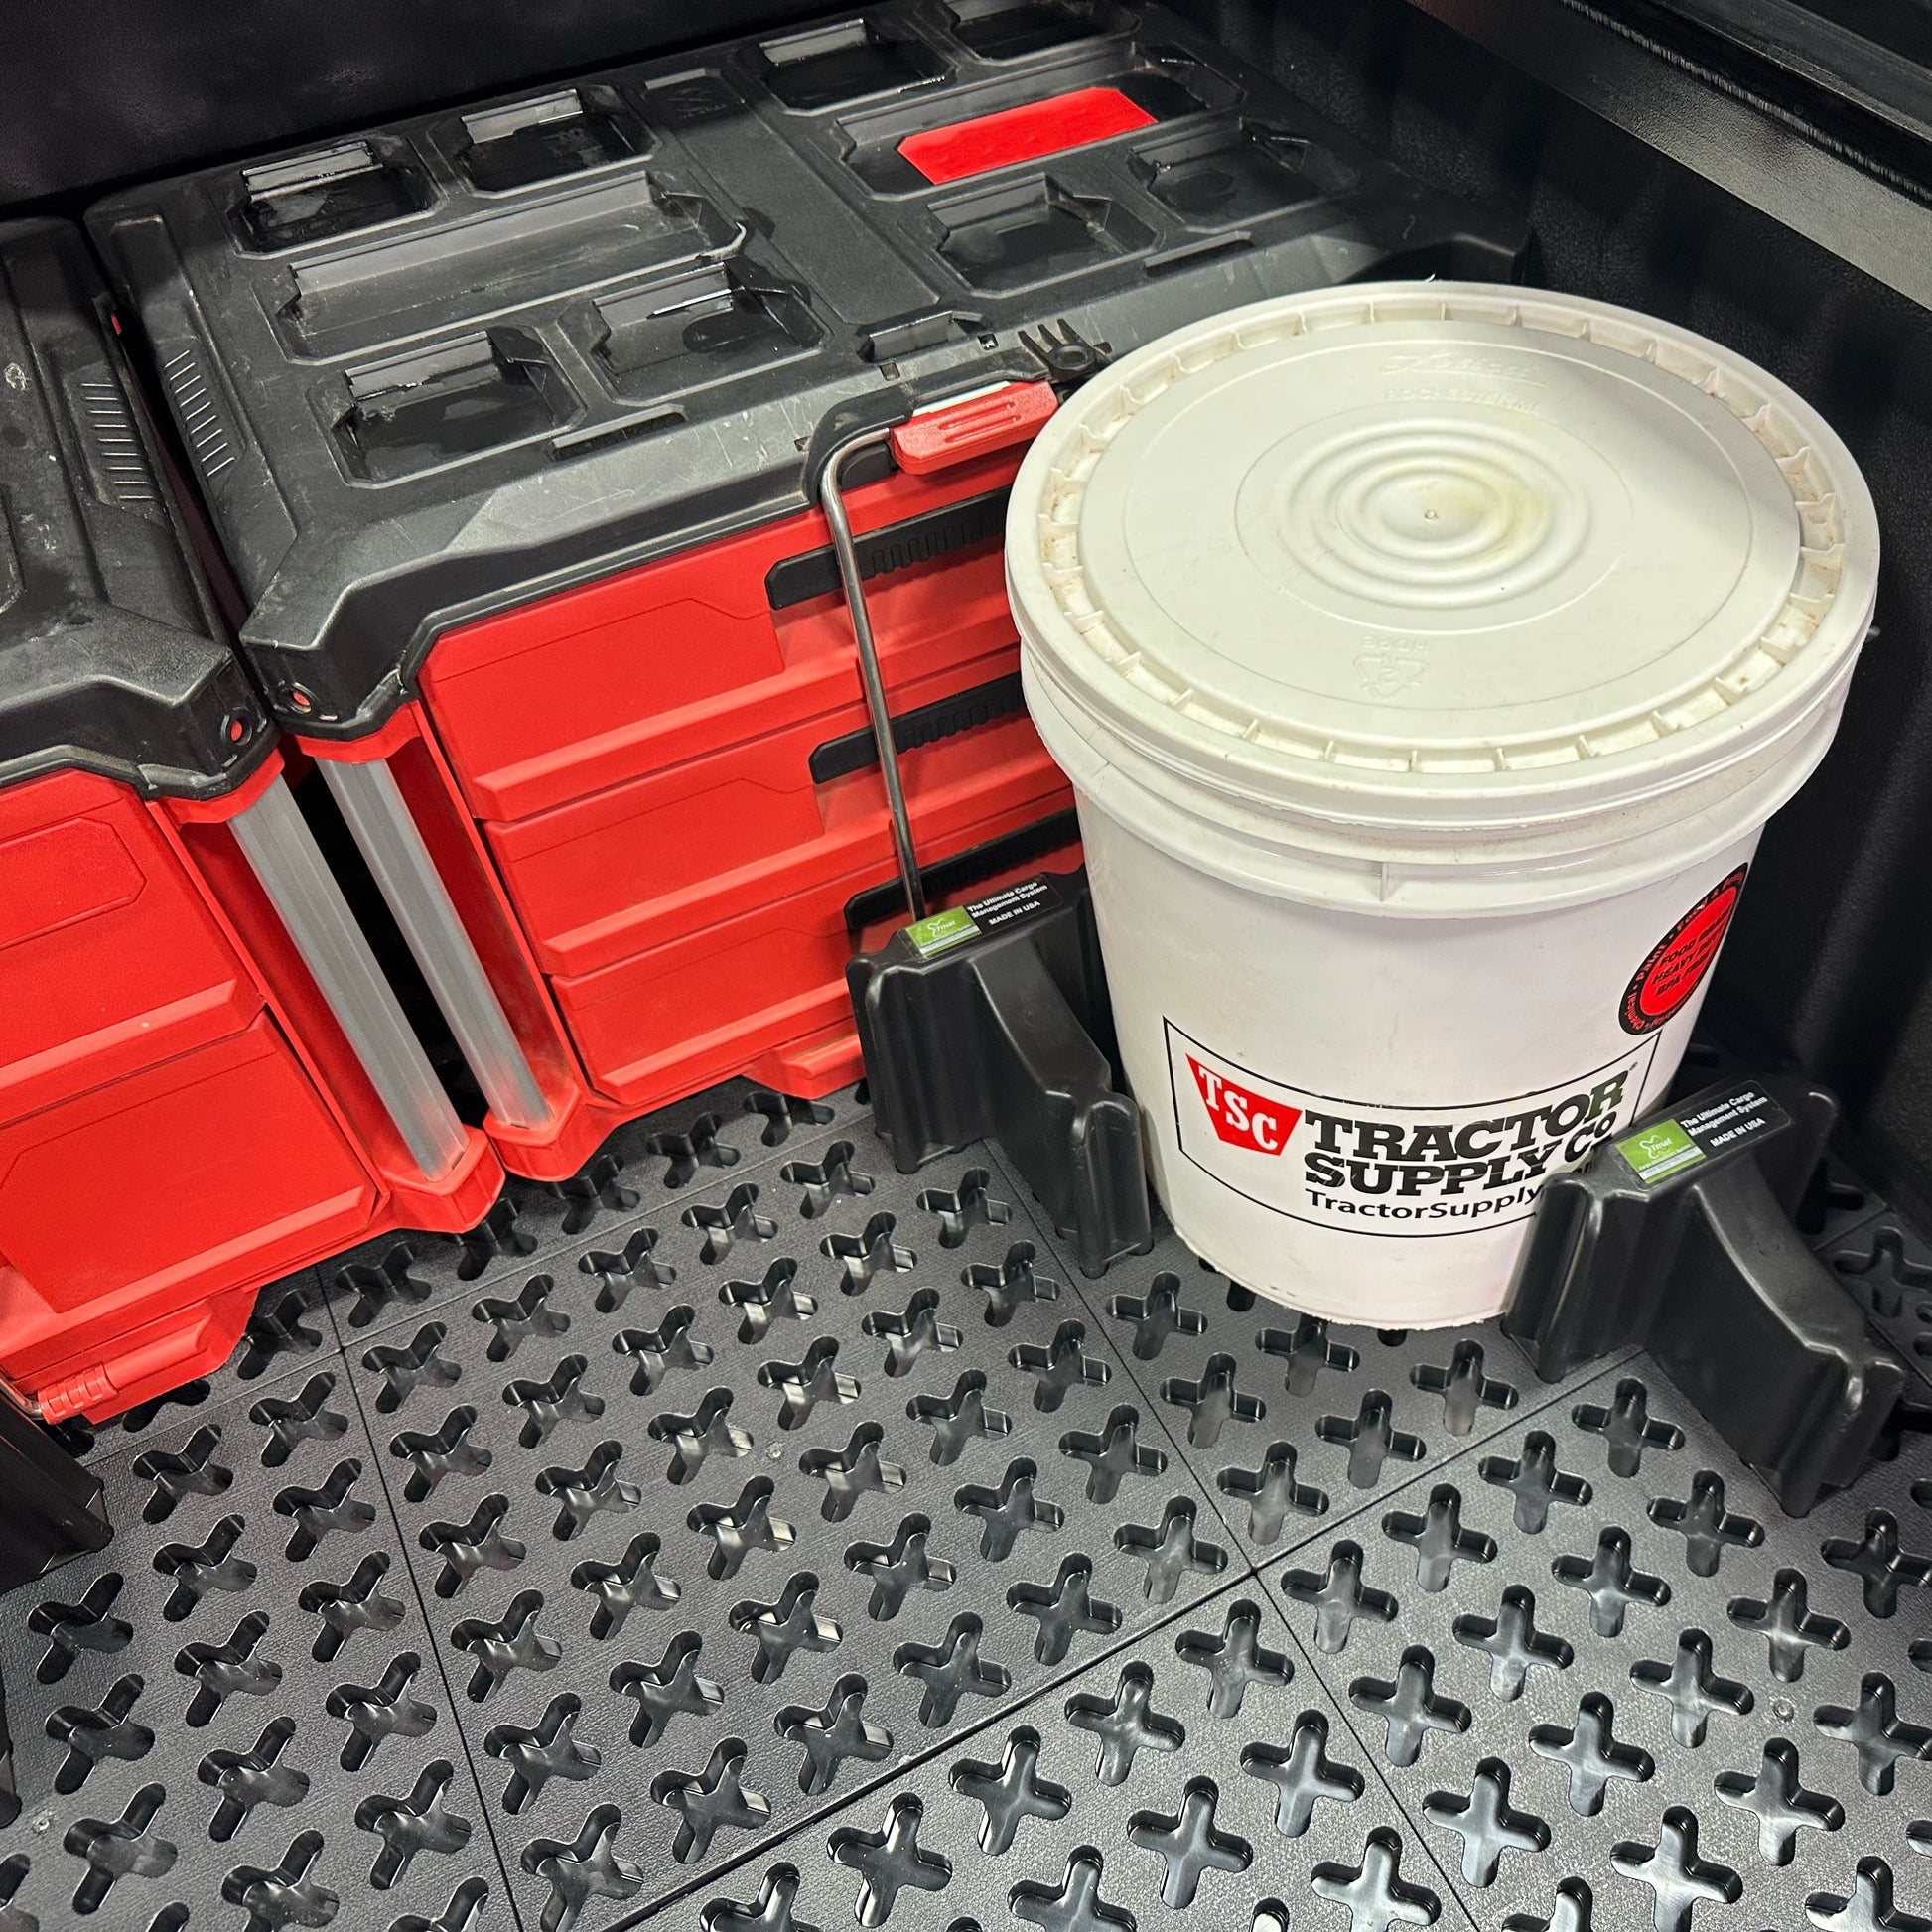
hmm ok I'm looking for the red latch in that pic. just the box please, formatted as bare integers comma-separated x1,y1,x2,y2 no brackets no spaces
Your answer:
897,86,1158,185
35,1311,214,1423
888,381,1059,474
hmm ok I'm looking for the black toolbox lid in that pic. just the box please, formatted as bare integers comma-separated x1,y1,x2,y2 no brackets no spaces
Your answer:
0,219,269,799
88,4,1524,740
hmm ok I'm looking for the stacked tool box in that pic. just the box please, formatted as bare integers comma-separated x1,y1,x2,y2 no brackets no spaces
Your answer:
0,220,501,1424
89,1,1521,1179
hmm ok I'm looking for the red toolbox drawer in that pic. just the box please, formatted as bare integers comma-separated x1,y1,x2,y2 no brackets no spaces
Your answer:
0,1017,378,1417
0,769,378,1420
0,220,499,1422
482,646,1033,976
429,461,1028,965
0,772,260,1122
422,440,1065,1100
421,448,1025,824
555,792,1082,1110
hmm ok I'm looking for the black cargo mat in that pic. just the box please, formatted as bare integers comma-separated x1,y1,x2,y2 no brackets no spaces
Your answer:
3,1084,1928,1931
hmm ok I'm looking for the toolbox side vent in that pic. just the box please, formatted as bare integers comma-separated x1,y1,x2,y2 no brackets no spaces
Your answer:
233,141,432,252
332,330,574,482
73,374,160,505
592,262,819,396
944,0,1138,61
457,86,645,193
934,177,1153,289
758,19,948,110
159,345,236,481
1131,120,1359,224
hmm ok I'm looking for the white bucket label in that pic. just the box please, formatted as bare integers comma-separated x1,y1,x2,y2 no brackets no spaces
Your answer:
1166,1021,1660,1239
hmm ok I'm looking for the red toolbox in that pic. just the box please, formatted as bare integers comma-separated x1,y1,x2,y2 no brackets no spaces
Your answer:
423,437,1075,1101
0,220,499,1423
89,8,1522,1164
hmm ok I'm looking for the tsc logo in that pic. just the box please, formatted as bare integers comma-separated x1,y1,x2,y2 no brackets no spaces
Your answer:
1170,1020,1656,1236
1187,1057,1300,1156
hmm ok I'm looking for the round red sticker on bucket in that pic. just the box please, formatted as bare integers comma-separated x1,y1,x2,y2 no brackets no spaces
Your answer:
1620,866,1748,1035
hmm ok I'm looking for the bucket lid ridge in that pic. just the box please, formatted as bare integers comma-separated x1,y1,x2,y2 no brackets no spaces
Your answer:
1007,283,1878,835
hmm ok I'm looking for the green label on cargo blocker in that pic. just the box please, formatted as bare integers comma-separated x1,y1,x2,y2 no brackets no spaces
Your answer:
902,878,1064,958
905,906,980,958
1615,1118,1705,1184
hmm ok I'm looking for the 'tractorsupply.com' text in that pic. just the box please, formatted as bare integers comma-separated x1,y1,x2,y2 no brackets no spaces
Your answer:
1306,1183,1539,1222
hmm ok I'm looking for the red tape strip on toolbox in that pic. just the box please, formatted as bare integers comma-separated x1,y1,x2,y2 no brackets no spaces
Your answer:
898,86,1157,185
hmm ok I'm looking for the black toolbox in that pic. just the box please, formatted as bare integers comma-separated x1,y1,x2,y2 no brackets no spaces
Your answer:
85,3,1522,1186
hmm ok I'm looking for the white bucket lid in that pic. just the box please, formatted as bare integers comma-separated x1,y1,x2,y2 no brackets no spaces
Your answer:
1007,284,1878,877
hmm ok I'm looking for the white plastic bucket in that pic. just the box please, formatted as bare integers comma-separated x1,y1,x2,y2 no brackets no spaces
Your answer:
1005,283,1879,1327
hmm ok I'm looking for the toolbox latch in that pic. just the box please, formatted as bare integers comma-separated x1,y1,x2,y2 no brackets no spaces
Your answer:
888,380,1058,474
